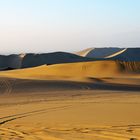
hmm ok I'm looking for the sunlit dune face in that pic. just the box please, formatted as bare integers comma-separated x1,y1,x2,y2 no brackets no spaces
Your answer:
19,53,26,59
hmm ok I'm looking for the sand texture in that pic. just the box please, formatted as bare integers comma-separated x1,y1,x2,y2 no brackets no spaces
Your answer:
0,48,140,140
0,90,140,140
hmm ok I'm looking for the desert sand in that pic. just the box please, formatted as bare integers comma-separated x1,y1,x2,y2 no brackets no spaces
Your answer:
0,49,140,140
0,89,140,140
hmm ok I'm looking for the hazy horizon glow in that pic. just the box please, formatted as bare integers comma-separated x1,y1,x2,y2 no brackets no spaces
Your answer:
0,0,140,53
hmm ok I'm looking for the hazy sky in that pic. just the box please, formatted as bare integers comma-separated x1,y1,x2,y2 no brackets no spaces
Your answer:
0,0,140,53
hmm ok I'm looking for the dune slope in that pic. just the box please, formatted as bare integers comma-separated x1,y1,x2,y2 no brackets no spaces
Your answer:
0,54,23,70
21,52,92,68
110,48,140,61
1,60,140,79
0,60,139,95
76,48,140,62
75,48,94,57
76,48,124,58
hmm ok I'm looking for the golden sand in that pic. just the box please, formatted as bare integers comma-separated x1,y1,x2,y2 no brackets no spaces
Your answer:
0,60,139,140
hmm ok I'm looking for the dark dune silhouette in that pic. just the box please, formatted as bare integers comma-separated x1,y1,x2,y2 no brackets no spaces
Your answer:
0,48,139,70
0,54,22,69
76,48,140,61
76,48,124,58
21,52,93,68
110,48,140,61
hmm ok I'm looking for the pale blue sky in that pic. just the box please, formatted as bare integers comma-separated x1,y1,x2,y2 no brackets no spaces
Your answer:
0,0,140,53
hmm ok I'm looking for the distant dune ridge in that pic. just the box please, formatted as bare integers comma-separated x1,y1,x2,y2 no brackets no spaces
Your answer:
76,47,140,61
110,48,140,61
75,47,124,58
0,52,92,70
0,48,139,71
0,54,23,70
21,52,92,68
75,48,94,57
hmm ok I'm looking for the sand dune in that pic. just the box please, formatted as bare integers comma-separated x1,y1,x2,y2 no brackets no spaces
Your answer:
1,60,140,79
0,60,139,96
0,48,139,71
76,48,124,58
0,54,23,70
21,52,92,68
110,48,140,61
105,48,127,58
0,52,92,70
76,48,140,62
74,48,94,57
0,49,140,140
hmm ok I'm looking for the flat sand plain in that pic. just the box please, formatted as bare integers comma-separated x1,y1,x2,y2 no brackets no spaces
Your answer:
0,78,140,140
